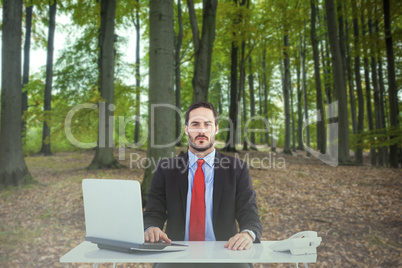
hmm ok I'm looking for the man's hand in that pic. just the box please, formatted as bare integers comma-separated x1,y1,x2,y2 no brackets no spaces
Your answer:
144,227,171,243
224,232,253,251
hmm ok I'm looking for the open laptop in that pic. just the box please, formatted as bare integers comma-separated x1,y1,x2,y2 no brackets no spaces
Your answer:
82,178,187,252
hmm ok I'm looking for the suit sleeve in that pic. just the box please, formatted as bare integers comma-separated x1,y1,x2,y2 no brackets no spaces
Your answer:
235,161,263,242
143,161,168,230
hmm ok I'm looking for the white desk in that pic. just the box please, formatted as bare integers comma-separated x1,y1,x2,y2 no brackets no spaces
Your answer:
60,241,317,267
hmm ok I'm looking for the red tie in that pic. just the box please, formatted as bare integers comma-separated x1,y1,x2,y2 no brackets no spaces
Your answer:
189,159,205,241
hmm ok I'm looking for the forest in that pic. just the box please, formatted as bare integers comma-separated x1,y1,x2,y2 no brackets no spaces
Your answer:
0,0,401,267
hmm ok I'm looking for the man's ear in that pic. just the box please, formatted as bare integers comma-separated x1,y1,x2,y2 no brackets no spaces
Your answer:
184,125,188,136
215,125,219,135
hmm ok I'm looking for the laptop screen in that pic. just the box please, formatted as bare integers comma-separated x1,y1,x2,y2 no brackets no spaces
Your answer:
82,179,145,244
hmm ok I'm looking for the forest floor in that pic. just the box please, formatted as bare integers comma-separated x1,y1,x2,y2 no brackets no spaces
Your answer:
0,147,401,268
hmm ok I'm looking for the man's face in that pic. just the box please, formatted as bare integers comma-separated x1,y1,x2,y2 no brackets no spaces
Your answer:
185,107,218,152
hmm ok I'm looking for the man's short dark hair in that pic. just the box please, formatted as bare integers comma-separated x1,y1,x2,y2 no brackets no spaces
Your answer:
185,102,219,126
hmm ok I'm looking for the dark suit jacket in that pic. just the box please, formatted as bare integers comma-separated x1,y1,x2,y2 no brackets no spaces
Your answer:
143,151,263,242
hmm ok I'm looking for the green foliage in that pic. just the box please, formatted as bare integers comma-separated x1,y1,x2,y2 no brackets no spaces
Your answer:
18,0,402,159
350,127,402,150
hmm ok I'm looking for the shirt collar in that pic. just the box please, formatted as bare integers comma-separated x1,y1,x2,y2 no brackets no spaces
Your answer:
188,148,216,168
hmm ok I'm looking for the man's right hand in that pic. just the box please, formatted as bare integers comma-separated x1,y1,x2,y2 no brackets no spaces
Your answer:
144,227,172,243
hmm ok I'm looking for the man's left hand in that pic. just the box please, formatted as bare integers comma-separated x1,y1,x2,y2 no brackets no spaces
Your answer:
224,232,253,251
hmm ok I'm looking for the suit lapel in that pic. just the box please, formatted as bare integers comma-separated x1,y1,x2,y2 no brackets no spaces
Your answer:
213,151,225,228
178,153,189,217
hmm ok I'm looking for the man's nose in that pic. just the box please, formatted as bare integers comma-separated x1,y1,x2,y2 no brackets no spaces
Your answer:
198,127,207,134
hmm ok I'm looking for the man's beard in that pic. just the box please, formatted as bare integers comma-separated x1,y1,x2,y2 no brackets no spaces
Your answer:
188,135,214,152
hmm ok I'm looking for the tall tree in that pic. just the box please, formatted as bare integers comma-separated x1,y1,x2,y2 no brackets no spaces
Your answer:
319,10,333,115
175,0,184,147
257,73,264,144
295,51,304,150
241,42,247,151
40,0,57,156
225,0,246,152
290,64,296,152
225,39,239,152
262,48,270,149
22,1,33,141
134,0,141,145
300,32,310,156
310,0,326,154
282,34,292,155
248,56,258,150
217,82,223,115
362,9,376,166
376,20,389,165
337,1,347,93
141,0,175,203
352,0,365,164
324,13,335,157
345,17,357,137
369,17,384,166
88,0,122,169
187,0,218,102
325,0,351,164
383,0,399,168
0,0,35,187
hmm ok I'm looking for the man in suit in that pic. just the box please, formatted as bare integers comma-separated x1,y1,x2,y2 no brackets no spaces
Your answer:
143,102,262,267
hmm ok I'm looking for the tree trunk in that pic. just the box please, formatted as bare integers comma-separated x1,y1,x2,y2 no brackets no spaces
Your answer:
325,33,333,107
257,73,264,144
369,18,384,166
134,0,141,145
352,0,365,164
240,42,248,151
296,53,303,150
22,2,33,142
337,1,347,94
325,0,351,164
217,81,223,115
318,5,332,110
40,0,57,156
248,56,258,150
376,21,389,166
175,0,183,147
311,0,326,154
377,61,388,131
345,19,357,136
383,0,399,168
290,68,296,152
0,0,35,187
187,0,218,102
224,0,246,152
88,0,123,169
141,0,175,204
262,48,271,149
300,33,310,157
225,41,238,152
282,35,292,155
362,12,376,166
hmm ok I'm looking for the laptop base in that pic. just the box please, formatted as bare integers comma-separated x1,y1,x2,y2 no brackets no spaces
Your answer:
86,236,188,252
